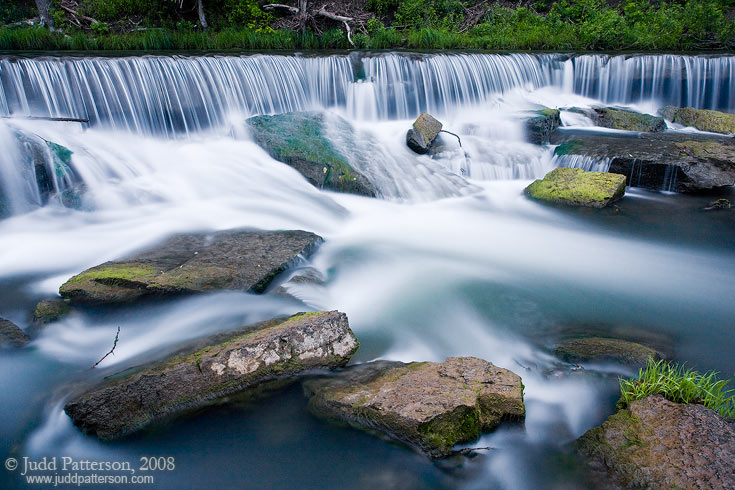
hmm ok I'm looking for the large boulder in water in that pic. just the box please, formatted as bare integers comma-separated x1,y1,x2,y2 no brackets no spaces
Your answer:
246,112,376,197
304,357,525,458
577,395,735,489
569,107,666,133
555,337,663,369
0,317,29,347
552,130,735,192
407,112,443,154
525,109,561,144
59,229,322,305
525,168,626,208
660,106,735,135
65,311,359,440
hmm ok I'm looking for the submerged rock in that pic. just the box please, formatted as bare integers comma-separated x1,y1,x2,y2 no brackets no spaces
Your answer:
577,395,735,489
704,198,731,210
525,109,561,144
65,311,359,440
555,337,663,368
552,130,735,192
0,317,30,347
524,168,626,208
59,229,322,305
33,298,71,324
660,105,735,135
569,107,666,133
407,113,443,154
246,112,375,197
304,357,525,458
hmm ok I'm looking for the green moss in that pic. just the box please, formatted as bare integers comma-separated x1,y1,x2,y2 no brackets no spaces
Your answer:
33,299,71,323
537,109,560,118
669,107,735,134
554,141,582,156
418,405,482,454
64,263,158,286
597,109,665,132
525,168,626,208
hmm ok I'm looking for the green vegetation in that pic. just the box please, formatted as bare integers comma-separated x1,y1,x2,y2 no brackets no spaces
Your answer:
619,357,735,419
1,0,734,51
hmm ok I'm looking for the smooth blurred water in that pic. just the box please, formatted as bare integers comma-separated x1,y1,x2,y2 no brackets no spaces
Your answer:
1,52,734,490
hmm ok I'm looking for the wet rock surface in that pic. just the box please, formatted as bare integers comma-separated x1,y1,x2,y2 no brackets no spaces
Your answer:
660,106,735,135
525,109,561,144
569,107,666,132
33,298,71,324
304,357,525,458
247,112,376,197
577,395,735,490
555,337,663,369
59,229,323,305
525,168,626,208
407,113,443,154
552,129,735,192
65,311,359,440
0,317,29,347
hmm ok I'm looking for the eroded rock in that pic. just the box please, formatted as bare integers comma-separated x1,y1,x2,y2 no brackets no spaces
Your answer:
59,229,322,306
578,395,735,489
569,107,665,132
33,298,71,324
246,112,376,197
65,311,359,440
407,113,443,154
555,337,663,369
660,106,735,135
526,109,562,144
304,357,525,458
0,317,29,347
524,168,626,208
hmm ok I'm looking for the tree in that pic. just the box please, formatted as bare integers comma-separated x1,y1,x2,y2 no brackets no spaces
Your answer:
35,0,53,27
197,0,208,30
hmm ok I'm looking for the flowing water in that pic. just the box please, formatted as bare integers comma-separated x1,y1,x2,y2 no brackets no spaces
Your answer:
1,52,734,489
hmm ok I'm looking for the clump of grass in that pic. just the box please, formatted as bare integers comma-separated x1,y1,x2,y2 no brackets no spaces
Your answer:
619,357,735,419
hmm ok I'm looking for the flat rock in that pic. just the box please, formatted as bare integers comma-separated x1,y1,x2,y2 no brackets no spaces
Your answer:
304,357,525,458
59,229,322,305
0,317,29,347
577,395,735,489
33,298,70,324
247,112,376,197
660,106,735,135
525,168,626,208
65,311,359,440
526,109,562,144
407,112,443,154
552,129,735,192
569,107,666,132
555,337,663,368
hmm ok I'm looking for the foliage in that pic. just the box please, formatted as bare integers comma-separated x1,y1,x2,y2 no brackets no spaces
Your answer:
0,0,35,25
619,357,735,419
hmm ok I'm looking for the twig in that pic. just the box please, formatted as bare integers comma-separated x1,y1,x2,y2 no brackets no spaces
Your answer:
440,129,462,147
91,326,120,369
59,4,100,25
316,7,354,46
262,3,301,14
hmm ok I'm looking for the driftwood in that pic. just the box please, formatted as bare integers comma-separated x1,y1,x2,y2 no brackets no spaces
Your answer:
59,4,100,25
262,3,300,14
315,7,354,46
263,1,357,46
1,116,89,123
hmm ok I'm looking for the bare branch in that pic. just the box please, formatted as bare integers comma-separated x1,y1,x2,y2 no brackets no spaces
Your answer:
316,7,355,47
262,3,300,14
91,326,120,369
59,4,100,25
1,116,89,123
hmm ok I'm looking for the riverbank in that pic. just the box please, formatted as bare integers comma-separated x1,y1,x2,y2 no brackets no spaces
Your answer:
2,0,734,51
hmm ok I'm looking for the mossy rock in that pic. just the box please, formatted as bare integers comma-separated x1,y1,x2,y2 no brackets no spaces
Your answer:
59,229,323,305
525,108,561,145
577,395,735,489
525,168,626,208
304,357,525,458
660,106,735,134
247,112,375,197
407,112,443,153
592,108,666,132
65,311,359,440
555,337,663,368
33,298,71,324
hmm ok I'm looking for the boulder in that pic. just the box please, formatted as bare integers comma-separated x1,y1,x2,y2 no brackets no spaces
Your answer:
304,357,525,458
33,298,71,324
525,109,562,144
552,129,735,193
577,395,735,489
59,229,322,306
524,168,626,208
407,113,443,154
246,112,376,197
704,198,731,211
569,107,666,133
0,317,29,347
65,311,359,440
555,337,663,369
660,106,735,135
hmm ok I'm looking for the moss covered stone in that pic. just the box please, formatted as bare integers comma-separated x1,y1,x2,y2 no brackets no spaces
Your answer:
59,229,323,305
64,310,359,440
304,357,525,458
593,108,666,132
407,112,443,153
33,298,71,324
660,106,735,134
525,168,626,208
247,112,375,197
555,337,662,368
525,108,561,144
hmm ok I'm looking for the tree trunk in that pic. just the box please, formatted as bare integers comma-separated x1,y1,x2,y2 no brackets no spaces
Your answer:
299,0,307,34
35,0,53,28
197,0,208,30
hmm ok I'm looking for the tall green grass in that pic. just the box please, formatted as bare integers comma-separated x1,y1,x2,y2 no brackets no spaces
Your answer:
619,357,735,419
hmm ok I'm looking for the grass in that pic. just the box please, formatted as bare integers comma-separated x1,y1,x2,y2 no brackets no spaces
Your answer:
619,357,735,419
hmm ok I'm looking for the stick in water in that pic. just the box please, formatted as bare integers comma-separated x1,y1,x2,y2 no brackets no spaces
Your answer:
92,326,120,369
